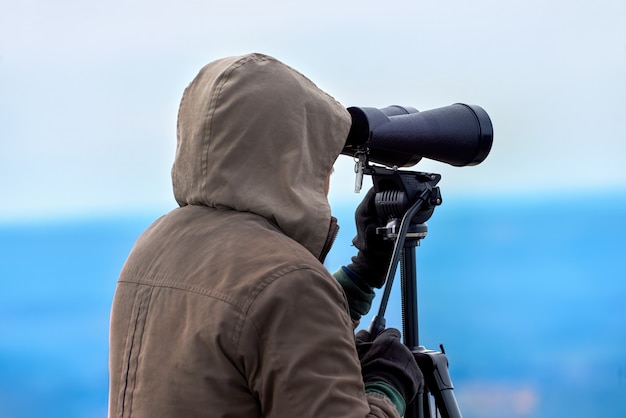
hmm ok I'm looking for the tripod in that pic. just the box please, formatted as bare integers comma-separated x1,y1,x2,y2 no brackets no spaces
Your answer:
365,165,462,418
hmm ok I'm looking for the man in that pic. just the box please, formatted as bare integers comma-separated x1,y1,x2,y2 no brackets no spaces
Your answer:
109,53,422,417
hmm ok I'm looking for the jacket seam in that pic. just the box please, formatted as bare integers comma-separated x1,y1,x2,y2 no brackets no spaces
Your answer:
119,284,154,418
118,276,243,310
202,55,264,197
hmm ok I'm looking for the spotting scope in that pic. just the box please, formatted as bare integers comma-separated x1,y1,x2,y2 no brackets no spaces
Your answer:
341,103,493,168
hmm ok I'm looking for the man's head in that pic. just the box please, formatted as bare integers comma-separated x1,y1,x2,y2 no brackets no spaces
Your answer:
171,53,351,258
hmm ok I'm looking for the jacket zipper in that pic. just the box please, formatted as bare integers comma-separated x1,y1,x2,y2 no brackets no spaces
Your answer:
319,216,339,263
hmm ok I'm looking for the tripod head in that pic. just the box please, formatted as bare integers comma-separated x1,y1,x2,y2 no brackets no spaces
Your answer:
366,165,442,240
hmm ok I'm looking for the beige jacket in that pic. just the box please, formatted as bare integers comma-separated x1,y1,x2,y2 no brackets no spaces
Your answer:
108,53,399,417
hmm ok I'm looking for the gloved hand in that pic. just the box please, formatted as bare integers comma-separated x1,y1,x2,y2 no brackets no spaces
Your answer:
356,328,423,409
347,188,394,288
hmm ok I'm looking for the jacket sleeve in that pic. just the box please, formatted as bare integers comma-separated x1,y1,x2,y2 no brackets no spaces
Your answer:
238,266,400,418
332,267,375,329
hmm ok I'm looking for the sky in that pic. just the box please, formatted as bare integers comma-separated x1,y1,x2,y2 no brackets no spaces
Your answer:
1,0,625,221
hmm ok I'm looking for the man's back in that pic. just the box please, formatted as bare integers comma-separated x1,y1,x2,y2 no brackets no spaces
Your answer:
109,205,369,417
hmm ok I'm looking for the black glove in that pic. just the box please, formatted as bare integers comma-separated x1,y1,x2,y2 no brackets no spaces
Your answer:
356,328,423,406
347,188,394,288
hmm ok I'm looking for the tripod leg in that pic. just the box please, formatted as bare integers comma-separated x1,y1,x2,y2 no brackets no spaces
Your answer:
414,347,462,418
405,389,431,418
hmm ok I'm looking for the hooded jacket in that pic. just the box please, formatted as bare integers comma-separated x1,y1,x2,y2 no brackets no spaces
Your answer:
108,53,400,418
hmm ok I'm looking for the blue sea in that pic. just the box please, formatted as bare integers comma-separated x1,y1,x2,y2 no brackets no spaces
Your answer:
1,192,625,418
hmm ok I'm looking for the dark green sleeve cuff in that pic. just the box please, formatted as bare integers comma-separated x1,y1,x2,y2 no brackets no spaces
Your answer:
333,267,375,322
365,381,406,416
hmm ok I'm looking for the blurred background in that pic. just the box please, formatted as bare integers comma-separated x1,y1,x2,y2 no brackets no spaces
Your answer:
1,0,624,416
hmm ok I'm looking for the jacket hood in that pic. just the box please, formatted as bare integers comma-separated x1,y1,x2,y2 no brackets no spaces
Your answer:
172,53,351,259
